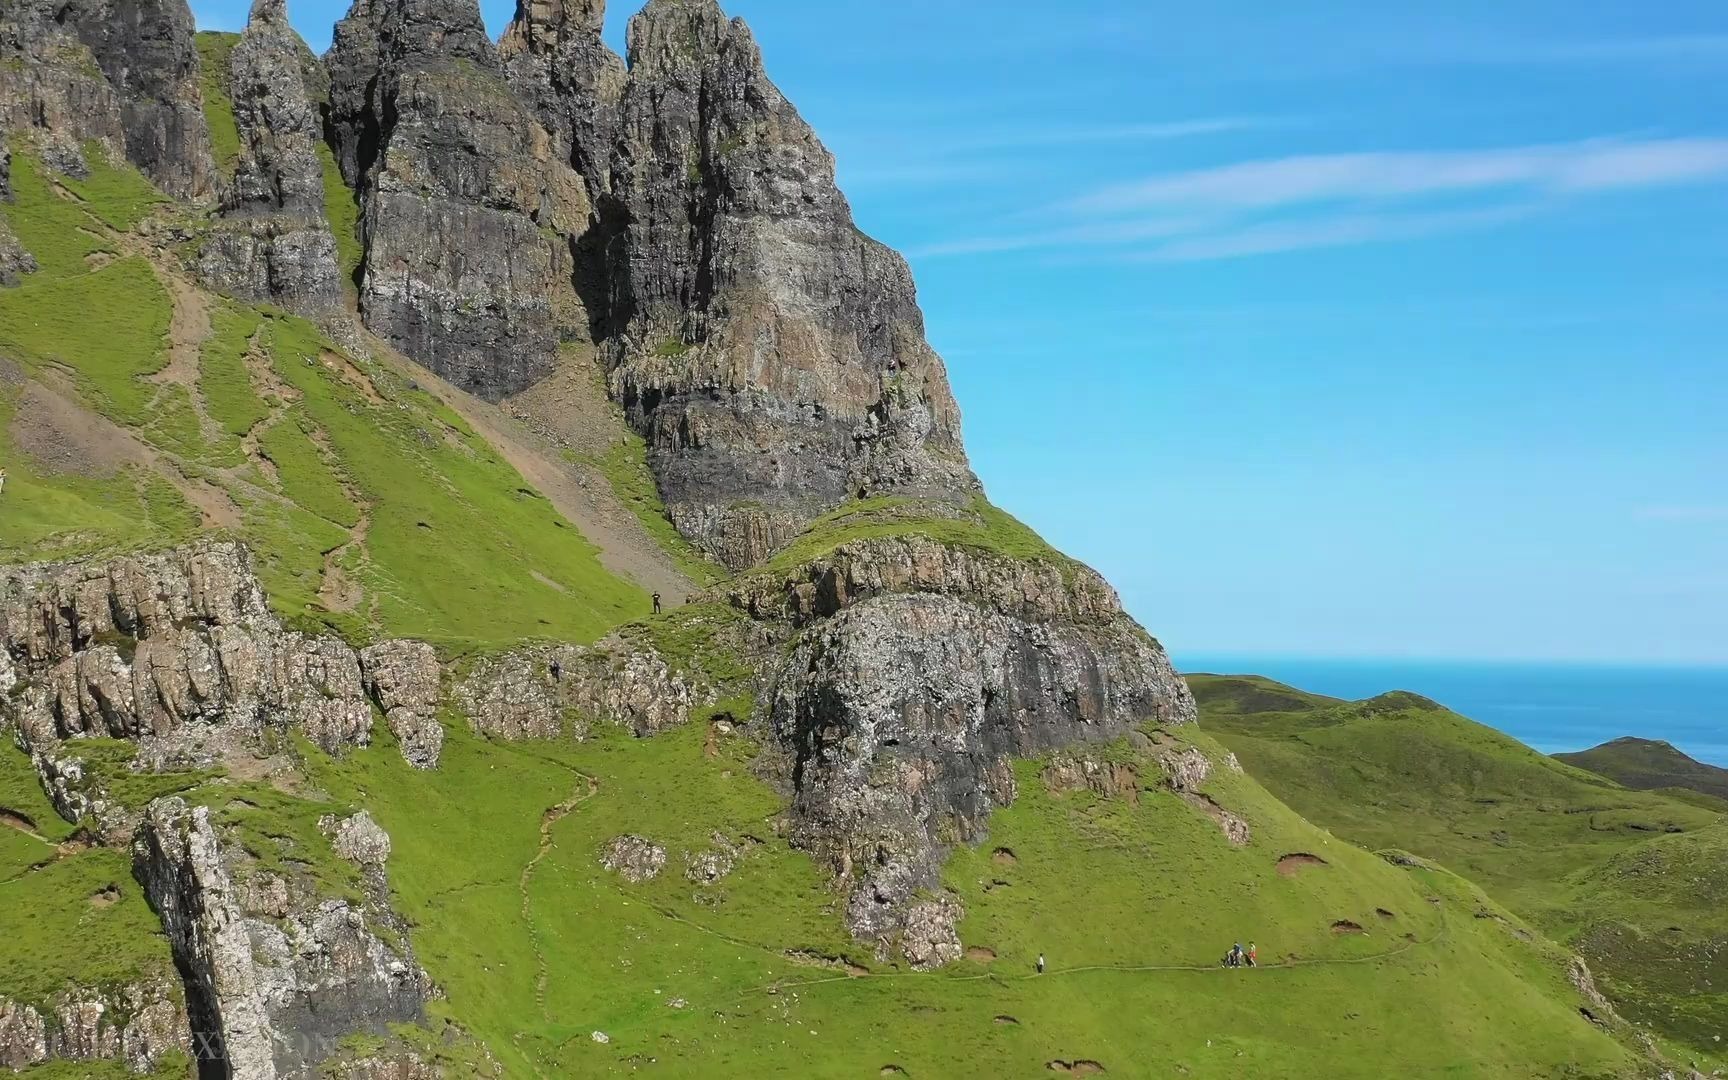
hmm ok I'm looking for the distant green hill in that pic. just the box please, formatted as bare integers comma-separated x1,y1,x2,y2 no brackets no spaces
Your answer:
1557,737,1728,804
1191,673,1728,1064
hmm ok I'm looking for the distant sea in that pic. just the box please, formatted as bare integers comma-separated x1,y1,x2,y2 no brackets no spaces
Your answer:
1173,656,1728,768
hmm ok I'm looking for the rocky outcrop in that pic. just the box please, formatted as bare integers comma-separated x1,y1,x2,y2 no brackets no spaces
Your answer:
0,1,128,179
0,542,442,813
600,0,978,568
0,0,213,197
134,798,428,1079
198,0,347,315
736,535,1193,957
454,635,714,741
0,980,188,1073
600,833,666,882
727,534,1118,627
360,640,444,767
499,0,625,209
326,0,590,400
0,144,37,286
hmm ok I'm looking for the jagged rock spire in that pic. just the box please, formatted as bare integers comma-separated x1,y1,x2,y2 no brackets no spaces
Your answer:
196,0,346,314
604,0,977,567
502,0,607,55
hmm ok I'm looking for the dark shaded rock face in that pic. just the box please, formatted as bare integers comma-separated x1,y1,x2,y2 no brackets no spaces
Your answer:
727,537,1196,957
601,0,977,568
198,0,347,315
499,0,625,207
0,0,214,196
0,1,130,178
327,0,589,399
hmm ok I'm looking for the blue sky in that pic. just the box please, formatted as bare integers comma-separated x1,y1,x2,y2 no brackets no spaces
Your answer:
202,0,1728,664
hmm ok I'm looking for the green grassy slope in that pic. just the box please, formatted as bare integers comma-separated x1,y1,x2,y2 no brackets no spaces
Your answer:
1193,673,1728,1064
0,140,1679,1079
0,145,648,649
1558,737,1728,803
291,717,1644,1079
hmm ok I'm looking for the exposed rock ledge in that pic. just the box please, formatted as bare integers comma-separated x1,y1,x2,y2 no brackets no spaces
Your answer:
0,541,445,796
0,978,187,1073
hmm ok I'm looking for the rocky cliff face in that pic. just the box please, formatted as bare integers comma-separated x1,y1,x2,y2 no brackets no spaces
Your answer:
599,0,978,568
0,979,188,1073
327,0,590,399
321,0,980,568
0,542,444,793
735,538,1194,954
0,541,439,1077
134,799,428,1079
198,0,347,315
0,0,213,197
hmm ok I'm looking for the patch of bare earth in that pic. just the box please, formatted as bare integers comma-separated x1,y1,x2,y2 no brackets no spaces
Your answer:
1331,920,1366,935
7,376,239,526
965,946,996,963
1276,853,1328,877
11,380,151,475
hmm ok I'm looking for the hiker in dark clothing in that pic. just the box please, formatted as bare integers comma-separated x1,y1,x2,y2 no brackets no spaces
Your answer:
652,593,662,615
549,659,561,682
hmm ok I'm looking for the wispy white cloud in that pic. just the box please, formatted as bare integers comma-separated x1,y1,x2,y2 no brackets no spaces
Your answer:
908,134,1728,263
1129,205,1538,263
909,216,1215,259
1068,137,1728,215
954,117,1281,152
835,116,1284,191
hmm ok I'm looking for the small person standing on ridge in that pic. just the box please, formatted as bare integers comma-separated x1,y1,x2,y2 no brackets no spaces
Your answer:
652,592,662,615
1037,953,1046,975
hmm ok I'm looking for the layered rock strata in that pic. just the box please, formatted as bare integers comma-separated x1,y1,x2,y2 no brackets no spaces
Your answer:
134,799,428,1079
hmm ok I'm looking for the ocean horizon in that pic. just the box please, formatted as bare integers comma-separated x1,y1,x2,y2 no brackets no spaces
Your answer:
1173,655,1728,768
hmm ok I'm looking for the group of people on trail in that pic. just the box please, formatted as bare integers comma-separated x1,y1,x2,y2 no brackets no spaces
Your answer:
1221,942,1258,968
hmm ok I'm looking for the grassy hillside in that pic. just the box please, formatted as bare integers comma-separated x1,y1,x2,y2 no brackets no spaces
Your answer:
1558,737,1728,804
1193,673,1728,1064
296,720,1639,1078
0,140,1684,1078
0,145,647,650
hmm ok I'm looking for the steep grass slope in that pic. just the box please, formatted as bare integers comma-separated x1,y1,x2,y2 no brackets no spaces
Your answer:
1193,673,1728,1064
0,146,646,650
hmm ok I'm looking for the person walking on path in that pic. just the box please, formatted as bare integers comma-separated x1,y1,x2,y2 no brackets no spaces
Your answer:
1247,943,1259,968
1037,953,1046,975
652,592,662,615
